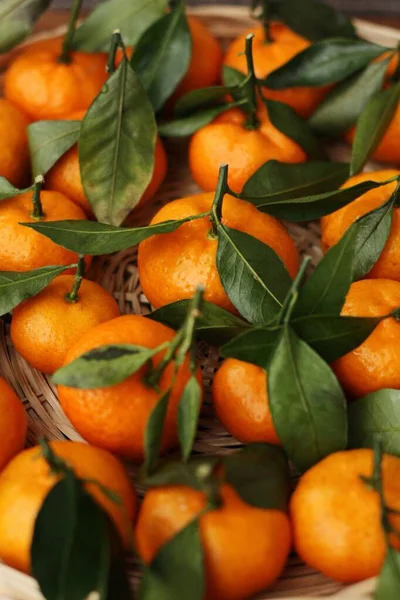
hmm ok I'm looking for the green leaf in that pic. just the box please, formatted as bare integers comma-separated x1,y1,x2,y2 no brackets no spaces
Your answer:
375,547,400,600
28,120,81,178
0,0,51,53
216,225,292,325
144,389,171,474
149,300,250,345
131,2,191,112
310,58,389,136
294,225,358,317
268,326,347,473
79,57,157,226
348,389,400,457
23,218,192,255
222,65,247,88
178,376,202,461
52,344,161,389
31,473,110,600
350,83,400,176
142,458,212,490
0,177,31,200
224,443,290,511
0,265,73,316
158,105,229,137
265,99,323,160
242,160,349,202
73,0,167,51
140,517,204,600
220,326,281,368
266,39,388,89
174,86,232,117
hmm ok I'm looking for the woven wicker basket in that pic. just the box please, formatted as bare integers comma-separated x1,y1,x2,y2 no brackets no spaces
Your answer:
0,6,399,600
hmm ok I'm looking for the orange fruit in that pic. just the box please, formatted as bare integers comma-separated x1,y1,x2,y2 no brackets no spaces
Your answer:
0,189,91,272
10,275,120,374
138,192,299,311
321,170,400,281
212,359,279,445
290,449,400,583
333,279,400,398
189,106,307,192
0,440,136,574
136,483,291,600
4,41,108,121
224,23,329,119
0,378,27,472
0,99,30,187
57,315,203,461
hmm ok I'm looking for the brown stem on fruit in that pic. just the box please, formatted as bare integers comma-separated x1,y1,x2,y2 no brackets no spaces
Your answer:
31,175,45,220
65,254,85,303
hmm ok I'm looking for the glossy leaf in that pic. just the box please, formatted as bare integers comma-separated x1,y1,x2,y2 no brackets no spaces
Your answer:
174,86,232,117
350,83,400,176
310,58,389,136
79,56,157,226
0,177,31,200
266,39,388,89
31,473,110,600
149,300,250,345
268,326,347,472
375,547,400,599
28,120,81,178
52,344,161,388
131,2,191,112
73,0,167,51
0,265,73,316
216,225,292,325
140,518,204,600
158,105,229,137
348,389,400,456
220,326,281,368
224,443,290,511
0,0,51,53
23,217,193,255
178,376,202,461
144,389,171,474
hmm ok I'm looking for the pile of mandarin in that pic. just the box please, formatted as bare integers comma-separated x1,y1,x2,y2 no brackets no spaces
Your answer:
1,0,400,599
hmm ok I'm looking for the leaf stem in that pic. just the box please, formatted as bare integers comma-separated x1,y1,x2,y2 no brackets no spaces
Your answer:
107,30,125,74
58,0,83,64
65,254,85,303
39,438,72,476
210,164,229,235
31,175,45,220
243,35,260,130
277,256,311,325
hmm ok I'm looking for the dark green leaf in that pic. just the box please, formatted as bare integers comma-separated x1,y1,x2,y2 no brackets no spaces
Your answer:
266,39,388,89
79,57,156,226
178,376,202,461
28,120,81,178
22,218,192,255
131,2,191,112
144,389,171,474
73,0,167,51
158,105,229,137
31,473,110,600
220,326,281,368
242,160,349,201
0,265,73,316
140,518,204,600
348,389,400,457
350,83,400,176
224,443,290,511
375,547,400,600
216,225,292,325
310,58,389,136
0,177,31,200
149,300,250,345
265,99,323,160
174,86,231,117
142,458,213,490
52,344,161,388
268,326,347,472
0,0,51,53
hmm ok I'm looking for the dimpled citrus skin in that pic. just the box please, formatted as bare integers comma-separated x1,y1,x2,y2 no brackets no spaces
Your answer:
0,378,27,472
0,189,91,272
212,359,280,445
11,275,120,374
58,315,203,461
321,170,400,280
4,45,108,121
0,441,137,574
136,484,291,600
333,279,400,398
290,449,400,583
189,107,307,192
0,99,30,187
224,24,329,119
138,192,298,312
